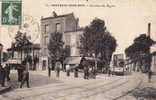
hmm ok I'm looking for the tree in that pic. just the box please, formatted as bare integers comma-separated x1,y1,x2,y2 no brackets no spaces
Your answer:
125,34,155,72
80,18,106,57
80,18,117,70
101,32,117,67
48,32,65,65
11,31,32,60
13,31,32,49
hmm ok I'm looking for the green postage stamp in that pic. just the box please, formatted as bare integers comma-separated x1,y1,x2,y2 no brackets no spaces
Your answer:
1,0,22,25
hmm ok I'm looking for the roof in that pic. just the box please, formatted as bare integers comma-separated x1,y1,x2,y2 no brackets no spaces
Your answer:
64,28,84,33
7,44,40,51
41,13,74,21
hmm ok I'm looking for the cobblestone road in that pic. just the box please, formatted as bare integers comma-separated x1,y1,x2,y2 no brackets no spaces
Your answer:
0,71,152,100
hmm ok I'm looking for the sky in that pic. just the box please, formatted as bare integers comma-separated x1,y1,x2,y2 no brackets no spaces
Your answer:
0,0,156,53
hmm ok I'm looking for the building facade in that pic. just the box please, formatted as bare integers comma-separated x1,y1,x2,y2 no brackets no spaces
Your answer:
40,12,83,70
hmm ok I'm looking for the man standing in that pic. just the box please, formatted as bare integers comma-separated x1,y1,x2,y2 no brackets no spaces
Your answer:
5,64,10,81
17,65,24,82
55,61,61,77
74,67,78,78
66,64,70,77
20,66,30,88
148,70,152,83
48,65,51,77
0,64,5,87
84,66,89,79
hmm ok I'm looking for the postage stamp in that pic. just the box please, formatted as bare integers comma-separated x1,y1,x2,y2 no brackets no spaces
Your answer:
1,0,22,25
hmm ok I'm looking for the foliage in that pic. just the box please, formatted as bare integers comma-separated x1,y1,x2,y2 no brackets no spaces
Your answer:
101,32,117,64
48,32,65,63
80,18,106,57
125,34,155,72
80,18,117,66
12,31,32,49
125,34,155,59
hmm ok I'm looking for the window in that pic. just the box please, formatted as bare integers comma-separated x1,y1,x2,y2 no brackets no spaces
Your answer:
65,34,71,45
44,37,49,45
43,48,48,55
76,34,81,47
71,34,76,46
56,23,61,32
45,24,49,33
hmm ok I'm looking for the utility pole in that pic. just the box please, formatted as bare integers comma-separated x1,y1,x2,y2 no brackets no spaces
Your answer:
148,23,151,38
147,22,152,83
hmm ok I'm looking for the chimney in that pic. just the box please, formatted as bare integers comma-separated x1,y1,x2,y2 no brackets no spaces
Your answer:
148,23,151,38
53,11,57,17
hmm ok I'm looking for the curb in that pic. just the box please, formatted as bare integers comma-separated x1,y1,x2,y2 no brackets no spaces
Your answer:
0,86,12,95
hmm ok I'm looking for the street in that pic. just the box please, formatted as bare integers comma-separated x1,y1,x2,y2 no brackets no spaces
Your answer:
0,71,155,100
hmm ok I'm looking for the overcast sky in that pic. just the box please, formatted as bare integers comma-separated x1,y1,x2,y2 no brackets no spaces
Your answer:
0,0,156,53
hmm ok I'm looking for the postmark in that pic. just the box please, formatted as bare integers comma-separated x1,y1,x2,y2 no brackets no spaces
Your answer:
7,15,40,42
1,0,22,25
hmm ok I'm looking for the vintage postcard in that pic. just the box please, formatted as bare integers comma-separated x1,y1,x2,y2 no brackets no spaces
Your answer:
0,0,156,100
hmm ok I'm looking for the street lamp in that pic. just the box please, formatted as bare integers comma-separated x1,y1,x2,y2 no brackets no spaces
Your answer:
0,43,3,65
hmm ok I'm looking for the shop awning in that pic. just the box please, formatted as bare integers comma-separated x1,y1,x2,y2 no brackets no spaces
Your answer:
64,56,101,65
64,57,82,65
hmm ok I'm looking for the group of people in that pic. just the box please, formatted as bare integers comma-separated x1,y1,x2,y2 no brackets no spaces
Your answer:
0,57,30,88
17,65,30,88
48,61,79,78
17,59,30,88
0,63,10,87
48,58,97,80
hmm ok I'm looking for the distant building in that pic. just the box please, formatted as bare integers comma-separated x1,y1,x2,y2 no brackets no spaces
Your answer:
151,45,156,73
40,12,83,70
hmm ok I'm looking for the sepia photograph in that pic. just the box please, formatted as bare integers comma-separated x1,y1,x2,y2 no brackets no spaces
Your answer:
0,0,156,100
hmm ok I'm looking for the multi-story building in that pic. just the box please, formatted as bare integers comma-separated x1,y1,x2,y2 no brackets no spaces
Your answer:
40,12,83,70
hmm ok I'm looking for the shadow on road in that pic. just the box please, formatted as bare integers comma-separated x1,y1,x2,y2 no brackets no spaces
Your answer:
131,87,156,100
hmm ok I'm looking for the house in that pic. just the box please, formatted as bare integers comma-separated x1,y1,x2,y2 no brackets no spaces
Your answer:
40,12,83,70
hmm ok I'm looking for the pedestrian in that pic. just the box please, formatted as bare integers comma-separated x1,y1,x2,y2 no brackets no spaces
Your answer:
84,66,89,79
0,64,2,85
148,70,152,83
74,65,79,78
48,65,51,77
86,66,89,79
55,61,61,77
84,66,87,79
66,64,70,77
92,67,96,79
20,66,30,88
108,68,111,76
17,65,24,82
4,64,10,81
0,64,6,87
